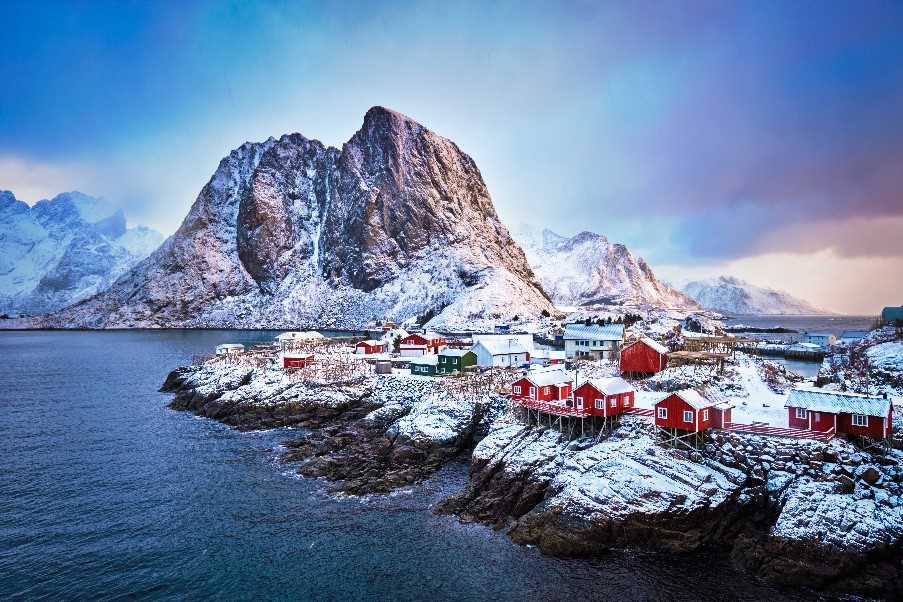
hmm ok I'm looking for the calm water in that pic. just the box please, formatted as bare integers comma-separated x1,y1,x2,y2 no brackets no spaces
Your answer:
0,331,815,601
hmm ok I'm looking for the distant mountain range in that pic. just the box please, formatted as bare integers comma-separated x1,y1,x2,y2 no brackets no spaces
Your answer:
0,191,163,315
515,227,697,309
682,276,828,315
41,107,554,329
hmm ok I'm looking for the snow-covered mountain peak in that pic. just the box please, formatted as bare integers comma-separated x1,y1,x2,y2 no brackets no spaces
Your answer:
682,275,828,315
516,227,697,309
42,107,553,329
0,190,163,315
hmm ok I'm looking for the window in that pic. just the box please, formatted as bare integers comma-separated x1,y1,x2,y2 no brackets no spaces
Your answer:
814,412,820,423
657,407,667,419
852,414,868,427
529,386,536,398
609,398,616,408
683,410,693,423
576,396,583,409
595,399,604,409
702,409,709,421
513,385,521,395
795,407,807,419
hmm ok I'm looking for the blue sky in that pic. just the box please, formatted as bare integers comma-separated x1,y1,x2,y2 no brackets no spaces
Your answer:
2,1,902,313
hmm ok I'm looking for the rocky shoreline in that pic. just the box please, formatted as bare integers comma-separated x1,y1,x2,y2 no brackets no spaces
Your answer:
161,362,903,599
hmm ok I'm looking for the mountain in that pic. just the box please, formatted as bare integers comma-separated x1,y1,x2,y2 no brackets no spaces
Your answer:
515,226,697,309
682,276,828,315
42,107,553,329
0,191,164,315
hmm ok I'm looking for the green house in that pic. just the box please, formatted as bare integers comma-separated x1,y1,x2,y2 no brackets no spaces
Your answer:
409,355,438,376
437,349,477,374
881,306,903,325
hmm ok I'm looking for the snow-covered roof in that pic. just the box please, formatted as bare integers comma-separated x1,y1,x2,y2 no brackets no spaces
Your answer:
282,352,314,359
216,343,245,350
357,339,384,346
276,331,323,341
785,387,891,418
408,355,439,366
803,332,834,338
563,323,625,341
624,336,668,355
440,348,475,357
531,349,566,360
584,377,635,395
473,339,529,355
400,342,428,348
523,368,571,387
658,389,715,410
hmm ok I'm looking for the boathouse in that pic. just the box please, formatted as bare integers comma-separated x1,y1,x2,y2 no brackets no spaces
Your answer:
785,387,893,440
619,337,669,377
511,368,573,405
800,332,836,349
355,339,386,355
437,349,477,374
654,390,718,433
572,377,636,417
282,352,315,369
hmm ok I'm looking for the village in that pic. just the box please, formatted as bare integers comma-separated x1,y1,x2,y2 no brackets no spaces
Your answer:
209,304,903,455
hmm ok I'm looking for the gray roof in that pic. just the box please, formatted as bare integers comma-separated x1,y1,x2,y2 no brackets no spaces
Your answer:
473,339,529,355
563,323,625,340
785,387,891,418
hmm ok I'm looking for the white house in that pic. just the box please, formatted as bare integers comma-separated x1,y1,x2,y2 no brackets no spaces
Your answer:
563,323,625,360
800,332,836,349
471,338,530,368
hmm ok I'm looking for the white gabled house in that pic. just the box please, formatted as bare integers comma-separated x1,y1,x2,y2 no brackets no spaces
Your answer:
563,323,625,360
471,338,530,368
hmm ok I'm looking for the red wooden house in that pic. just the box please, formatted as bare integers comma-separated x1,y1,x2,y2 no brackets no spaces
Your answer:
620,337,669,377
654,390,718,433
573,377,636,417
355,339,386,355
399,332,446,356
785,387,893,439
511,368,574,407
282,352,315,369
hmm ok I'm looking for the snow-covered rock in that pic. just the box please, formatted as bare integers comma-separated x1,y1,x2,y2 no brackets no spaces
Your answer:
0,190,163,314
516,227,696,309
683,275,827,315
866,341,903,372
42,107,554,329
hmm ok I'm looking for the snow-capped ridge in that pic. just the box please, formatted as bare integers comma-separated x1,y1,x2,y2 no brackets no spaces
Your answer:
683,275,828,315
515,226,697,309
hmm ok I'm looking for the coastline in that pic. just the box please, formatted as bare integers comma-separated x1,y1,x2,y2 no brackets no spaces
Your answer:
160,358,903,599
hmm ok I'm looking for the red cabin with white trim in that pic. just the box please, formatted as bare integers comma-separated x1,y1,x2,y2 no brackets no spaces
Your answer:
511,369,573,404
355,340,386,355
654,390,717,433
620,337,669,377
399,332,447,355
785,387,893,439
282,353,315,369
572,377,636,417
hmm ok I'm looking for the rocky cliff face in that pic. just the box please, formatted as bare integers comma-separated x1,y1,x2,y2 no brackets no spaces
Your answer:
516,227,697,309
0,191,163,315
683,275,827,315
45,107,552,328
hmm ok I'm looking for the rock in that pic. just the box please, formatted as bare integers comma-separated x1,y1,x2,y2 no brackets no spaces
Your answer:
835,475,855,493
857,466,881,485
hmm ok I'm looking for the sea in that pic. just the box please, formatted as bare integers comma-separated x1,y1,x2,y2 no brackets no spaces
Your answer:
724,315,875,379
0,330,816,601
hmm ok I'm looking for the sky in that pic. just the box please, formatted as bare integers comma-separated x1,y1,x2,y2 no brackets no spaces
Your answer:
2,1,902,314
